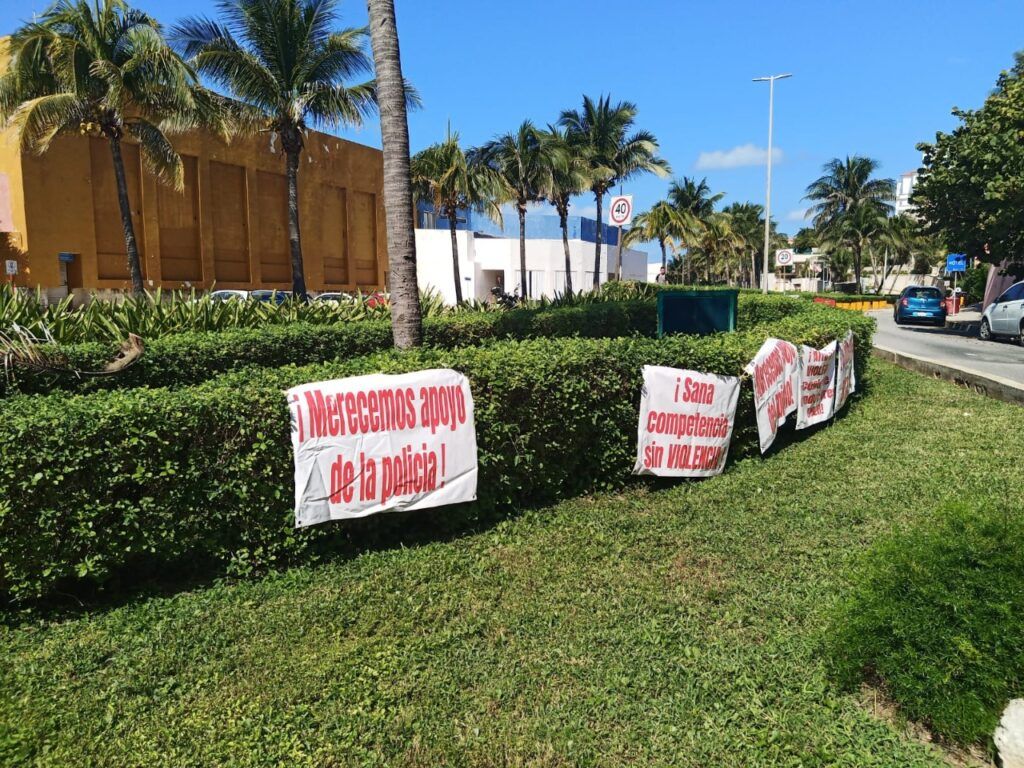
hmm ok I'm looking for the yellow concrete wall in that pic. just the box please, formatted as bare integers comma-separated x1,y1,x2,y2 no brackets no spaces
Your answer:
5,124,387,294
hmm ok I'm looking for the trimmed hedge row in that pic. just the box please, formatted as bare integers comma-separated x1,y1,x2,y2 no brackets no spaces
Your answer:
0,307,874,601
2,294,813,396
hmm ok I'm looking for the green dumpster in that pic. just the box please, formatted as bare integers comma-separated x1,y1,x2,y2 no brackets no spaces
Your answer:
657,290,738,337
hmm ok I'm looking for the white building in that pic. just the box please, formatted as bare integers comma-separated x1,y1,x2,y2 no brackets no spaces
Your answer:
414,229,647,304
895,171,918,216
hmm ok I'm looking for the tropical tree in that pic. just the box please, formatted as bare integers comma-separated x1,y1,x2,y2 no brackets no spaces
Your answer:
174,0,381,301
473,121,558,299
914,52,1024,277
366,0,422,348
668,176,723,220
410,130,502,303
804,156,895,289
558,95,670,289
720,202,765,287
538,125,588,295
624,200,696,274
0,0,213,295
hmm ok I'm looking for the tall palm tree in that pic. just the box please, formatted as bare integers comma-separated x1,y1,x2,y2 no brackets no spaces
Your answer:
366,0,422,348
0,0,212,295
804,156,894,289
538,125,587,295
624,200,696,273
668,176,724,220
558,95,669,289
473,121,557,299
410,130,502,303
174,0,380,301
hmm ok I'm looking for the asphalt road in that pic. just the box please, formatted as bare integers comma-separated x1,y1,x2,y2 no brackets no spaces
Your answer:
870,309,1024,385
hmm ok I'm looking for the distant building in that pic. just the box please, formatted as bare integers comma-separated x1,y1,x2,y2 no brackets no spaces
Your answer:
894,171,918,216
0,38,388,302
414,204,645,303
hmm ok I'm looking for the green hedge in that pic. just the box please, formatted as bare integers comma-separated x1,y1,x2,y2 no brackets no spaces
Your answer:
2,295,819,396
0,308,874,602
2,300,657,396
829,503,1024,748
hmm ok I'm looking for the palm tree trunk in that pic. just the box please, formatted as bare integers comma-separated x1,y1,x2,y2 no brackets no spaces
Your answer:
560,209,573,295
659,237,666,269
367,0,423,348
518,205,527,299
592,190,603,289
854,242,863,291
448,212,463,303
108,136,145,295
285,146,308,300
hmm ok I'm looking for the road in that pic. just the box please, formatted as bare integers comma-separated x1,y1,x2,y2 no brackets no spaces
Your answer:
870,309,1024,385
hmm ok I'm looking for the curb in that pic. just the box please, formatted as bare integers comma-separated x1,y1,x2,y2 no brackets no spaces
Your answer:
872,345,1024,406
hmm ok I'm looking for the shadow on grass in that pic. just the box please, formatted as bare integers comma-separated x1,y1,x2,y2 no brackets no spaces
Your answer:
1,387,873,626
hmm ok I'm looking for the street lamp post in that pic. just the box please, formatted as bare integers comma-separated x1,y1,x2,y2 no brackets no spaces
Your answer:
753,73,791,294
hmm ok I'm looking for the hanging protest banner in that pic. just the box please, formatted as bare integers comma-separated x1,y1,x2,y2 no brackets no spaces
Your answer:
745,338,799,453
634,365,741,478
796,340,837,429
835,330,856,413
287,369,478,528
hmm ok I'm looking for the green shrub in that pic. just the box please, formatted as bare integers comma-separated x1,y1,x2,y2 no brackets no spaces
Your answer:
961,265,990,304
2,300,659,395
0,309,873,602
828,503,1024,748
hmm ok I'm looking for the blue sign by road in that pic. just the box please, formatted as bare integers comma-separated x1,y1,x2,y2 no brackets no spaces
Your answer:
945,253,968,273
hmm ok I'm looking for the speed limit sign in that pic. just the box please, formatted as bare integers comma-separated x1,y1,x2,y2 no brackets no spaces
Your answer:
775,249,794,266
609,195,633,227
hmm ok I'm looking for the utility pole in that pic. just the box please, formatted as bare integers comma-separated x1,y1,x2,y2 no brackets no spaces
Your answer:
753,73,791,294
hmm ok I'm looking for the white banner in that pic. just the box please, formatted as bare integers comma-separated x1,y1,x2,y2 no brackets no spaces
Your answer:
634,365,741,478
796,340,838,429
745,338,799,453
835,330,856,413
287,369,478,527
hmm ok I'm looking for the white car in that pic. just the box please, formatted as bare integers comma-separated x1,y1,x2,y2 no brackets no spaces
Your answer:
980,280,1024,343
208,289,250,301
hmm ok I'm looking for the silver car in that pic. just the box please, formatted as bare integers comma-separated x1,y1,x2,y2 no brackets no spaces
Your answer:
980,280,1024,343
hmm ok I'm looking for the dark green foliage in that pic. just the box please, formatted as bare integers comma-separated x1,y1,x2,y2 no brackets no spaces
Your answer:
829,503,1024,748
0,309,873,601
3,300,658,396
961,264,990,304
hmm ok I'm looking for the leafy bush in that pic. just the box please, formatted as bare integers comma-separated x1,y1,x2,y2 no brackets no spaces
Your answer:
3,300,658,395
961,265,990,304
829,503,1024,748
0,309,873,602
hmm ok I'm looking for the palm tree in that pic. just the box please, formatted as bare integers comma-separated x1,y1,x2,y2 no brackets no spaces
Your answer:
0,0,211,295
668,176,723,220
174,0,380,301
624,200,696,274
410,130,502,303
366,0,422,348
720,202,763,287
804,156,895,289
558,95,669,289
538,125,588,295
473,121,557,299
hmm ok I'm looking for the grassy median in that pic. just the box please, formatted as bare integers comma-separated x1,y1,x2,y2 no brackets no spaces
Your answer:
2,361,1020,767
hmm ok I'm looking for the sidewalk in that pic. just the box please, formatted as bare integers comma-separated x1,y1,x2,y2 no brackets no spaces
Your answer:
946,303,982,334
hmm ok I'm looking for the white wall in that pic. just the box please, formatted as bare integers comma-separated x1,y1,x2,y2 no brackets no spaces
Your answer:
415,229,646,303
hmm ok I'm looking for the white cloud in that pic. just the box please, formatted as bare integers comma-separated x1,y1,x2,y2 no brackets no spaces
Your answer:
786,208,813,222
695,144,783,170
574,204,597,219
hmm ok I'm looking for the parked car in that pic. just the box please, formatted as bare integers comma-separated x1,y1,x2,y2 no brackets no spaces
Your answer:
894,285,946,326
208,289,249,301
249,289,291,305
313,292,355,304
980,280,1024,342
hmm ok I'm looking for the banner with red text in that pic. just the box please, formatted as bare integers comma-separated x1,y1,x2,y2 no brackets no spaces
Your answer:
745,338,799,453
796,340,838,430
633,365,741,478
287,369,477,527
835,330,856,413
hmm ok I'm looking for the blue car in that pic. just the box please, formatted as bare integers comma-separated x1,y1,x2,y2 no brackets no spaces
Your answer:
894,285,946,326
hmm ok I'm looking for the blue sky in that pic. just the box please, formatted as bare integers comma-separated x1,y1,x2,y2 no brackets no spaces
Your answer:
3,0,1023,261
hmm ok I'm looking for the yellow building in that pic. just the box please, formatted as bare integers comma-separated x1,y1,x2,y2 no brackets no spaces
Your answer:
0,109,388,300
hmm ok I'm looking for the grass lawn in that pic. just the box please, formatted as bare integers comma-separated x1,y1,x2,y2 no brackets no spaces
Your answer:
2,361,1019,767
